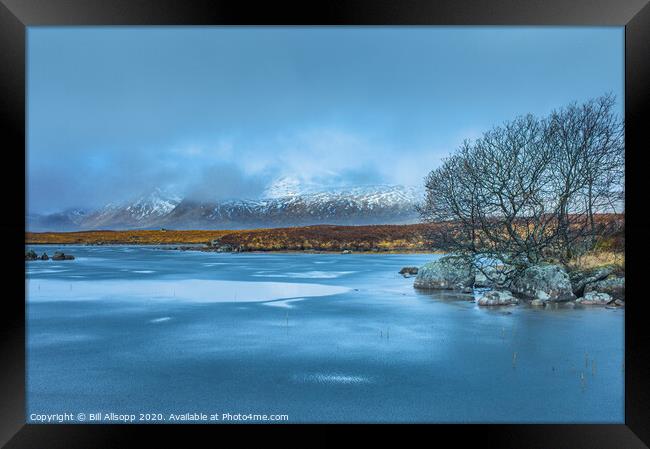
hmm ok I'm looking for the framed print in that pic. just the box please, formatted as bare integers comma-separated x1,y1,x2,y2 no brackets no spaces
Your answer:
1,0,649,447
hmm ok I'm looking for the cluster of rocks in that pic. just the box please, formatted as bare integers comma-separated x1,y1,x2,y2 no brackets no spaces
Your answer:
409,256,624,308
570,266,624,307
477,290,518,306
207,240,241,253
25,250,74,261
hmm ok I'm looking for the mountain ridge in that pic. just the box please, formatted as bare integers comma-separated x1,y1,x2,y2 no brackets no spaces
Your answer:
28,184,423,232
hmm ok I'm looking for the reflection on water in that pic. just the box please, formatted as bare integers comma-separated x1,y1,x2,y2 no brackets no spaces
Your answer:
26,246,624,423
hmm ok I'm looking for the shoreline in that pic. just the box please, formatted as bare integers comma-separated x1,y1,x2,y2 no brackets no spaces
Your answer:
25,243,444,255
25,243,624,306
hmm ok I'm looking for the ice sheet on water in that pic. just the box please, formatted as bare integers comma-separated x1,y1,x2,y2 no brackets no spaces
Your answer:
262,298,306,308
26,278,350,303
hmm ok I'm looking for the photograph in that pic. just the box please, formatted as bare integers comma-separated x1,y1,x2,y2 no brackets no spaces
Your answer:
24,26,626,424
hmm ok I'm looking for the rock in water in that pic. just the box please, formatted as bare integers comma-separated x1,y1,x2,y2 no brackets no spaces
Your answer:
477,290,518,306
511,264,575,302
25,250,37,261
584,276,624,301
576,291,612,305
40,253,49,260
399,266,419,277
52,251,75,261
413,256,474,290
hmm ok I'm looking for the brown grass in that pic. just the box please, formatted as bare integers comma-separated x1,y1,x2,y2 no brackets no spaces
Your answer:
215,224,439,252
26,215,624,256
568,251,625,271
25,229,235,245
25,224,442,252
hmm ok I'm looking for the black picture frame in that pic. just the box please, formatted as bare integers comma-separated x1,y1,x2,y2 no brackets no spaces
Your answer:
2,0,648,447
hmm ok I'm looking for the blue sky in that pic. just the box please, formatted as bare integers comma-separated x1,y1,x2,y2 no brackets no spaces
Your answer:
27,26,623,214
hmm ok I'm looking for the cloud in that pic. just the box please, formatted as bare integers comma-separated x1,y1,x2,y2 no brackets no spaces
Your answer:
184,162,271,202
27,27,623,214
257,128,384,186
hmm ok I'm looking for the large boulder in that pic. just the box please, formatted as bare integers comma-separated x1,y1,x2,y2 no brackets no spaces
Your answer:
568,265,615,297
584,276,624,301
477,290,518,306
473,265,512,288
511,264,575,302
25,250,37,261
413,256,474,290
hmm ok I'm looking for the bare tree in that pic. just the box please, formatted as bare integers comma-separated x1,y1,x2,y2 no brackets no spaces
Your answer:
419,95,624,282
546,94,624,260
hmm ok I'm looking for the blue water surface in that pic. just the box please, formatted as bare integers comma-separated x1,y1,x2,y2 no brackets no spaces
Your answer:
26,245,624,423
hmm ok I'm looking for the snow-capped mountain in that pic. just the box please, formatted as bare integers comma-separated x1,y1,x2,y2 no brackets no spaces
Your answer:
79,187,182,229
28,184,423,231
159,184,422,229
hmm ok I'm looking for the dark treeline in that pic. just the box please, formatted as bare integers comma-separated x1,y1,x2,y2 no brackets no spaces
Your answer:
419,94,624,282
